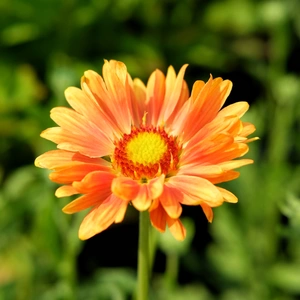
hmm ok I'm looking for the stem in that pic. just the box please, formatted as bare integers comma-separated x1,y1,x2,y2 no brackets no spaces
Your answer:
137,211,150,300
164,253,179,290
149,226,158,275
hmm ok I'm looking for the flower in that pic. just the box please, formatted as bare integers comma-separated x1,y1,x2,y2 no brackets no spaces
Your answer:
35,60,257,241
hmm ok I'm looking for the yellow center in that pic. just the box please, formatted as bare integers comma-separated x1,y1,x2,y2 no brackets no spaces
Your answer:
126,132,167,165
113,125,180,180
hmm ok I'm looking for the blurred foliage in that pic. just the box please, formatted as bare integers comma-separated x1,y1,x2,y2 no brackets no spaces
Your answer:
1,0,300,299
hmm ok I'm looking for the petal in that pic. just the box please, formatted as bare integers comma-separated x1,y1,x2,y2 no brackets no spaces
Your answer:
72,171,115,194
55,185,79,198
114,201,128,223
181,134,234,166
188,116,242,148
149,203,166,232
179,164,240,184
62,191,110,214
101,60,132,133
200,203,214,222
111,177,139,200
168,175,223,207
49,163,109,184
41,127,110,158
190,80,206,100
35,150,105,169
185,141,250,166
65,86,118,140
218,159,253,170
131,184,152,211
46,107,114,157
209,170,240,184
82,70,117,123
183,76,232,141
243,137,259,143
166,216,186,241
165,80,189,126
147,174,165,199
159,64,188,123
159,184,183,219
218,101,249,118
178,164,223,177
239,122,257,137
217,187,238,203
145,69,166,125
169,97,191,136
210,143,250,164
78,195,127,240
131,175,165,211
131,78,147,125
149,197,160,211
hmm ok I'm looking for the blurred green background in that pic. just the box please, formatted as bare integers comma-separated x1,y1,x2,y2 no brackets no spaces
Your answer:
1,0,300,299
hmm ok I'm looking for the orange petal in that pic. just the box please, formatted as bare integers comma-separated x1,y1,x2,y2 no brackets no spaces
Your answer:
132,78,147,125
159,184,183,219
217,187,238,203
131,185,152,211
146,69,166,125
192,142,249,165
149,197,160,211
217,101,249,118
190,80,206,101
168,175,223,207
65,87,118,140
204,116,242,139
47,107,114,157
82,70,117,123
149,203,166,232
114,201,128,223
35,150,106,169
166,79,189,125
41,127,109,158
147,174,165,199
78,195,127,240
49,163,109,184
111,177,139,200
164,66,177,101
169,98,191,136
166,217,186,241
179,165,240,184
72,171,115,193
218,159,253,170
159,64,188,124
131,175,165,211
181,134,234,165
239,122,257,137
183,115,244,156
209,170,240,184
243,137,259,143
183,76,232,141
102,60,132,134
55,185,79,198
178,164,223,177
62,191,110,214
200,203,214,222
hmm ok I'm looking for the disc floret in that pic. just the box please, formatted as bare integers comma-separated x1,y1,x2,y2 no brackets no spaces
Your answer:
113,125,180,180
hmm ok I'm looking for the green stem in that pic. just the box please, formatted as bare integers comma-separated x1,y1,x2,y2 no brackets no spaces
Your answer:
149,226,158,275
137,211,150,300
165,253,179,290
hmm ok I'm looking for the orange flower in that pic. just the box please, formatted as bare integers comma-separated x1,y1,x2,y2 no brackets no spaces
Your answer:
35,60,257,241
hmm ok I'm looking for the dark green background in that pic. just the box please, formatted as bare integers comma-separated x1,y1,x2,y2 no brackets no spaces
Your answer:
1,0,300,299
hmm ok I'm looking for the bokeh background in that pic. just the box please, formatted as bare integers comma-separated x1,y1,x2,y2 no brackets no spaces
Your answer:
1,0,300,299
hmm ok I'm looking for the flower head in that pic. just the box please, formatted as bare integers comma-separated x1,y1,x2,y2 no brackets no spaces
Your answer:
35,60,257,241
